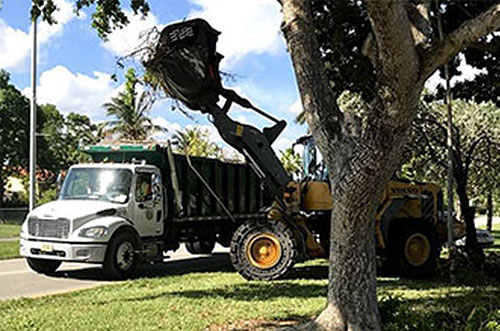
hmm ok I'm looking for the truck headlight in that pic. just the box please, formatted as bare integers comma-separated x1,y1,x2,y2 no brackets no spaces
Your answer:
79,226,108,238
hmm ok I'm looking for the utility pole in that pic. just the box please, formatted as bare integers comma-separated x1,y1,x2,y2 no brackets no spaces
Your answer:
435,0,456,282
29,17,37,211
487,138,493,232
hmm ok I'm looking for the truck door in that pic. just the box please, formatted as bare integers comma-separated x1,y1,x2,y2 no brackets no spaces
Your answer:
133,170,164,237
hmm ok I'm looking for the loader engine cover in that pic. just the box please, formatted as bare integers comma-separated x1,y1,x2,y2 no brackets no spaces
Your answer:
143,18,222,110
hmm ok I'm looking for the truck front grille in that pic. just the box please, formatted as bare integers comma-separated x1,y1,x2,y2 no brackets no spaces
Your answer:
28,218,70,239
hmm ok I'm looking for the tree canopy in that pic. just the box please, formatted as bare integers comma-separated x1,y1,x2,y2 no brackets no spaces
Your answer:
31,0,150,39
102,68,165,141
0,69,98,206
173,127,222,159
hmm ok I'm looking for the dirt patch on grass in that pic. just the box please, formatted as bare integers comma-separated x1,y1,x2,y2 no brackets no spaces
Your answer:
206,318,308,331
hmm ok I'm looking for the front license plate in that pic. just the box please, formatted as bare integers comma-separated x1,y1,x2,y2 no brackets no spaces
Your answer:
40,244,53,252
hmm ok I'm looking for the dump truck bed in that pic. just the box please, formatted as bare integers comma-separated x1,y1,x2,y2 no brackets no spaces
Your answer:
84,144,266,223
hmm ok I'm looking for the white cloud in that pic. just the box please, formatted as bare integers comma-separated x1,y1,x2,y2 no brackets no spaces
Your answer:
0,19,31,71
289,98,302,114
102,10,161,57
150,117,182,141
0,0,79,72
189,0,283,67
23,65,119,119
425,54,487,92
38,0,78,44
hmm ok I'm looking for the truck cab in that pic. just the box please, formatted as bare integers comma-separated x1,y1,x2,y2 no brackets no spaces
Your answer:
20,162,165,278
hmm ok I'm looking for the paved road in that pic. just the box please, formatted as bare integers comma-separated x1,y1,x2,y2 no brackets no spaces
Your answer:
0,244,230,301
1,216,497,302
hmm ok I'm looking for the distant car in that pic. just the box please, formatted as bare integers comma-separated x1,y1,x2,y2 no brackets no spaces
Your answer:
455,229,494,247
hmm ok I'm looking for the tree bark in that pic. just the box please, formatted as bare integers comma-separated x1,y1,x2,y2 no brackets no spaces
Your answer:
280,1,422,329
278,0,500,329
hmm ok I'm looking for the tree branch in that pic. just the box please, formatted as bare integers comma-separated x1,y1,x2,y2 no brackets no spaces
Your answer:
412,123,447,168
363,0,420,93
465,134,488,176
421,2,500,81
415,117,447,145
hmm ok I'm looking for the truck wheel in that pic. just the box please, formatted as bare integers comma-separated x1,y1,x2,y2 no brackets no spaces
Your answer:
387,220,440,277
230,220,299,281
26,258,61,274
103,231,140,279
186,241,215,255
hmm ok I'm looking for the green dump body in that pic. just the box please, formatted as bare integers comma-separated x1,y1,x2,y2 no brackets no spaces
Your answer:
84,144,266,223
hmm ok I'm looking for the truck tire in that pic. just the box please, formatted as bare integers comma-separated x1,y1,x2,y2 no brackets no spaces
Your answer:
185,241,215,255
230,219,299,281
387,220,440,277
26,258,61,274
103,231,140,279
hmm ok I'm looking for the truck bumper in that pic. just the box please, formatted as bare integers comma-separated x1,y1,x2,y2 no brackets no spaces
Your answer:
20,238,107,263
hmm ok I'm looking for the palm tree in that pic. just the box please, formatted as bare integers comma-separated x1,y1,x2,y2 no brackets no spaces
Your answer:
102,68,166,141
280,147,302,178
173,127,222,158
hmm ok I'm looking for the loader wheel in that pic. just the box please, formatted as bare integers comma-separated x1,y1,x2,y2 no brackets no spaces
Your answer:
230,219,299,280
103,231,140,279
186,240,215,255
387,220,440,277
26,258,61,274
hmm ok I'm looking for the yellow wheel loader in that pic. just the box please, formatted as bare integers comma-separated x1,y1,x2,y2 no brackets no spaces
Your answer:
143,18,455,280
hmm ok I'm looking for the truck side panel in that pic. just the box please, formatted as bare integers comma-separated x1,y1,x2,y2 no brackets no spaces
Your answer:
85,146,266,223
171,153,265,221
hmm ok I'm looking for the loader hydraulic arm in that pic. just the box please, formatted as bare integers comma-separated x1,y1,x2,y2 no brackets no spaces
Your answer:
142,18,291,202
202,100,290,201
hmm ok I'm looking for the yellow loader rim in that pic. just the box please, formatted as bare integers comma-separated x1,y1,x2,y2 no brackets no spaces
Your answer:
404,233,431,267
246,233,282,269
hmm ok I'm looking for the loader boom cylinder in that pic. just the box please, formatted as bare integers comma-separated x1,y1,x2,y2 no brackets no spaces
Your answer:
204,103,290,201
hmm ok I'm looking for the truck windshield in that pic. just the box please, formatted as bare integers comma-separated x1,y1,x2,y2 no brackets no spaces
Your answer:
60,168,132,204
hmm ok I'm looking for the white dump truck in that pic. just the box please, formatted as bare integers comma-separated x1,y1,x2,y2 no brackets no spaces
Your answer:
20,144,268,279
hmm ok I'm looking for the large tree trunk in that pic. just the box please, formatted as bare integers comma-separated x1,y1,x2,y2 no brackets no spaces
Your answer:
280,1,420,330
279,0,500,329
314,134,402,330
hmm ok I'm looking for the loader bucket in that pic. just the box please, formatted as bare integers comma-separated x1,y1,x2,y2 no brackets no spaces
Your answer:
143,18,223,111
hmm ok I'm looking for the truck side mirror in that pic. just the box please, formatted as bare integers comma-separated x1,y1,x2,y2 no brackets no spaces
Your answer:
56,171,65,198
152,174,162,193
152,174,163,205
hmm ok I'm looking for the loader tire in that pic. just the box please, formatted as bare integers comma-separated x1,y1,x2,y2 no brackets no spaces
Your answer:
230,219,299,281
387,220,440,278
186,240,215,255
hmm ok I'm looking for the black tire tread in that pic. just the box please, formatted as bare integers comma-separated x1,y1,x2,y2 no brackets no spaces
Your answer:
103,230,140,280
230,219,299,281
186,240,215,255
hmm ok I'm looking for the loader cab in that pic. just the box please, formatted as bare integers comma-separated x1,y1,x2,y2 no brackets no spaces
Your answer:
296,135,328,182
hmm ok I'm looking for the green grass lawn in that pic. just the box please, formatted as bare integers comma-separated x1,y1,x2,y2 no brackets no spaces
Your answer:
0,241,20,260
0,224,21,238
0,224,498,330
0,258,499,331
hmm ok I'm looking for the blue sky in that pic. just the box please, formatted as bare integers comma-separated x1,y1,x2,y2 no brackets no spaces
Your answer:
0,0,307,153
